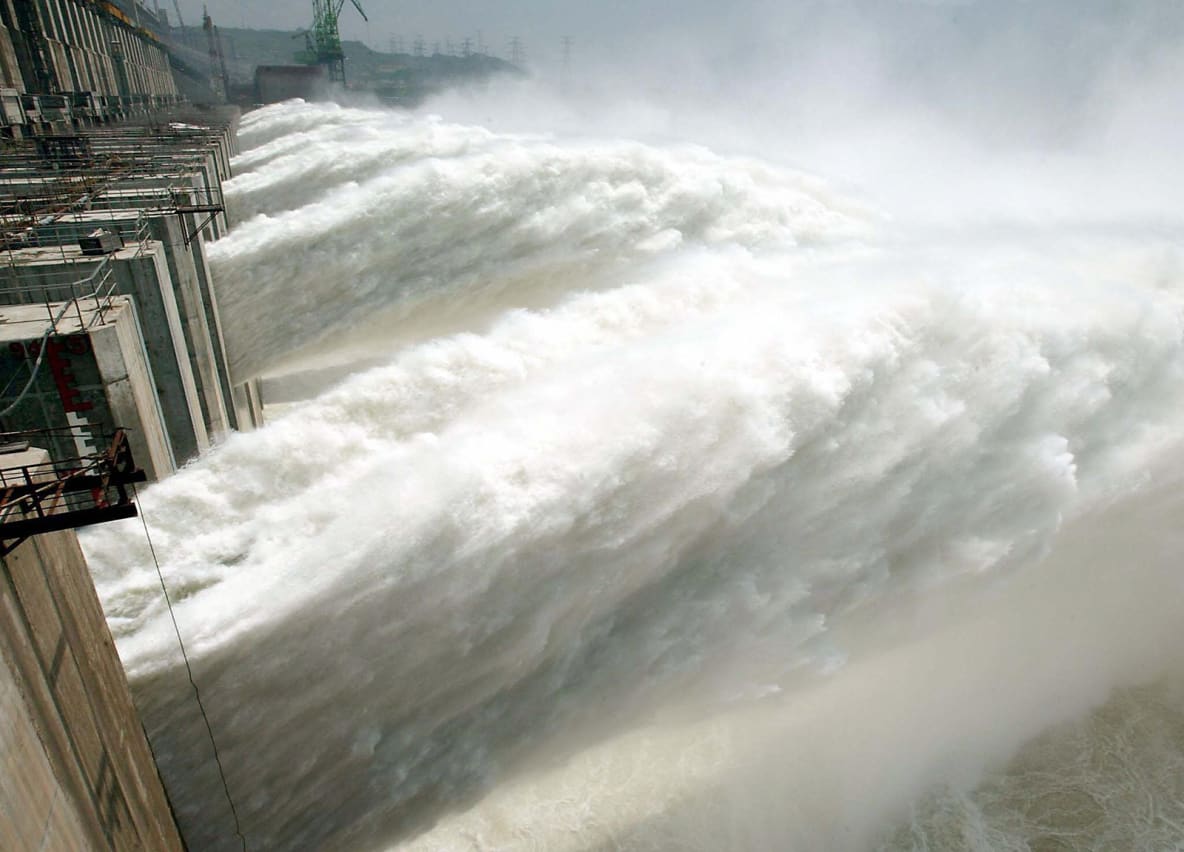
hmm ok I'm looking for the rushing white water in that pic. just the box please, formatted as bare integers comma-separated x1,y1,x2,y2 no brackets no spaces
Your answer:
210,101,868,380
83,100,1184,851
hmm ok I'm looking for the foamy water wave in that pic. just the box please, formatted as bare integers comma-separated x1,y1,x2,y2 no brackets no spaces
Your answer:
83,100,1184,851
212,101,870,380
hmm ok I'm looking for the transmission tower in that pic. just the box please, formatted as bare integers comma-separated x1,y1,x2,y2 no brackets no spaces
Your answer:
508,36,524,66
561,36,572,90
296,0,368,84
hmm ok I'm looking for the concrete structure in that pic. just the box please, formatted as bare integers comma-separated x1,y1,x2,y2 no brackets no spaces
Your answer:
0,243,204,468
0,108,255,463
0,14,254,852
106,240,206,459
0,0,180,137
19,207,235,439
0,296,174,479
232,374,264,430
0,446,184,851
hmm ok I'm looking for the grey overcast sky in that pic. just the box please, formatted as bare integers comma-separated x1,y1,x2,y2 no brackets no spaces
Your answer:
167,1,1184,246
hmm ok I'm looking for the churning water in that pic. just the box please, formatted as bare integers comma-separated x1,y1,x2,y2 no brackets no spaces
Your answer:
81,99,1184,851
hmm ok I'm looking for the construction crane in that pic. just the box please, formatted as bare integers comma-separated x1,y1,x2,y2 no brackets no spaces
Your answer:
295,0,368,84
203,5,227,100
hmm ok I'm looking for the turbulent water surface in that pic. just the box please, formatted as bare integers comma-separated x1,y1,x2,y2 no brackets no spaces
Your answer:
81,99,1184,851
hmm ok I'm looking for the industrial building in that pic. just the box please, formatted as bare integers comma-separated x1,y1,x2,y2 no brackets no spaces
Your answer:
0,3,258,849
0,0,182,136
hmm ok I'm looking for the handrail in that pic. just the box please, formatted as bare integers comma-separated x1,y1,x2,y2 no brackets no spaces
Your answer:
0,429,147,555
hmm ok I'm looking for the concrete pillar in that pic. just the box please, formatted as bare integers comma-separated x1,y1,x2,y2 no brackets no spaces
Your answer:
231,377,264,431
184,228,239,430
90,296,176,480
0,297,174,481
148,214,232,439
0,244,202,462
109,35,130,101
107,242,208,464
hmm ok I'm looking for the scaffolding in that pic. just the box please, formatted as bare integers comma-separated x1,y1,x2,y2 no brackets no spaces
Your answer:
0,122,228,256
0,253,121,334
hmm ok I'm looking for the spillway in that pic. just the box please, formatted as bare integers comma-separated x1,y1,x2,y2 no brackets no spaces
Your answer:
82,100,1184,851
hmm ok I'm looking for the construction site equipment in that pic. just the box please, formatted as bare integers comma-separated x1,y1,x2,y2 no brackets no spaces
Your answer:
296,0,369,84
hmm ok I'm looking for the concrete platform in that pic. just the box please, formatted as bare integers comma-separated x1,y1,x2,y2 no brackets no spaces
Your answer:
0,297,173,480
0,242,207,466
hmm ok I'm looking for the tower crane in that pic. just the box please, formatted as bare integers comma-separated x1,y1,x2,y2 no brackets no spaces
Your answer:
296,0,368,85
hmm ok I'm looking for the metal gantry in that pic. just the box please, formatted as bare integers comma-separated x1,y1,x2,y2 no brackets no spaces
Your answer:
0,429,147,556
296,0,369,84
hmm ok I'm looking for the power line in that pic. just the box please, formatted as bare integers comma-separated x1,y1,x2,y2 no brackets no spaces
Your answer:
137,485,247,851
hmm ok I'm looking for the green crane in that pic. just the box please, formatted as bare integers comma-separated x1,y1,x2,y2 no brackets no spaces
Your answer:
296,0,369,84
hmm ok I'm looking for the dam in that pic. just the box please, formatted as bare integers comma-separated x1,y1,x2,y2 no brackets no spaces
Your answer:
4,3,1184,851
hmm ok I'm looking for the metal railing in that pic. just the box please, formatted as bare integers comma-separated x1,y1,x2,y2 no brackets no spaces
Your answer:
0,209,150,333
0,258,120,333
0,429,146,555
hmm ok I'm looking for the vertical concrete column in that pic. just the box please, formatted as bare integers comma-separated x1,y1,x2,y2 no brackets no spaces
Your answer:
231,377,265,430
88,298,175,481
109,32,129,100
185,224,240,430
111,243,208,465
149,214,232,439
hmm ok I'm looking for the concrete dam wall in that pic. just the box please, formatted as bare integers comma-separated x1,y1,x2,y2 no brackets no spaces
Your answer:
0,447,183,851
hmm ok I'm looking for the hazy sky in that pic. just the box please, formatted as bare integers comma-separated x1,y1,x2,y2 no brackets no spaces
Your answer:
175,0,642,60
173,0,1183,161
174,0,1183,72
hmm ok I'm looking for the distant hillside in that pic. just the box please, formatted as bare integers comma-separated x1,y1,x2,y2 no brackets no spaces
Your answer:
169,26,523,106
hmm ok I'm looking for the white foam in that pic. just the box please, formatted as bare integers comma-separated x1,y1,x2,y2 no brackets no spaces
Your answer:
211,104,870,379
82,102,1184,851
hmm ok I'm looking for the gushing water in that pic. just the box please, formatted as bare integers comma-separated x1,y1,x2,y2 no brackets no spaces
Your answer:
83,100,1184,851
210,101,867,380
